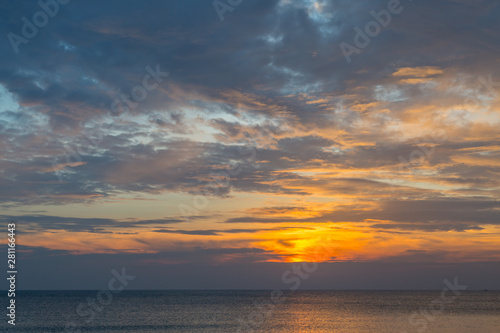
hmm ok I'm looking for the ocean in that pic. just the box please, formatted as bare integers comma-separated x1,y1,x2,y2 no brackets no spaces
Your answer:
3,290,499,332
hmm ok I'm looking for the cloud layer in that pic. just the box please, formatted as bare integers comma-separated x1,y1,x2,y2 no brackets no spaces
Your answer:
1,0,499,287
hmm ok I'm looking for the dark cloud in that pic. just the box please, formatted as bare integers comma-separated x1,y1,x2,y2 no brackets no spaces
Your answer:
0,215,187,233
0,0,499,205
226,199,500,231
153,226,312,236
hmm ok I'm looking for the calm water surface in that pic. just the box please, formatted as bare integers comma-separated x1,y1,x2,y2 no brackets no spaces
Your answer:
2,290,499,332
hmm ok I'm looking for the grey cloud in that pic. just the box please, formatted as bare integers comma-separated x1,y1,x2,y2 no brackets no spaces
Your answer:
226,199,500,231
0,215,187,233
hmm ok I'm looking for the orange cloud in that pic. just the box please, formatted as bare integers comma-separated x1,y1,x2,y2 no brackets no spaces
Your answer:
392,66,444,77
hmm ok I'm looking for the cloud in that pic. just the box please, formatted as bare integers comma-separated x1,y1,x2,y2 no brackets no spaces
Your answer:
0,215,187,233
1,0,500,287
226,198,500,231
392,67,444,78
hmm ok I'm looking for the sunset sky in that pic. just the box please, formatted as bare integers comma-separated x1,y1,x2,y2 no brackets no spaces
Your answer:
1,0,499,290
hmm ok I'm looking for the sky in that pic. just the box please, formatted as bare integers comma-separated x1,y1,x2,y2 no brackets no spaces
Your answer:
1,0,499,290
